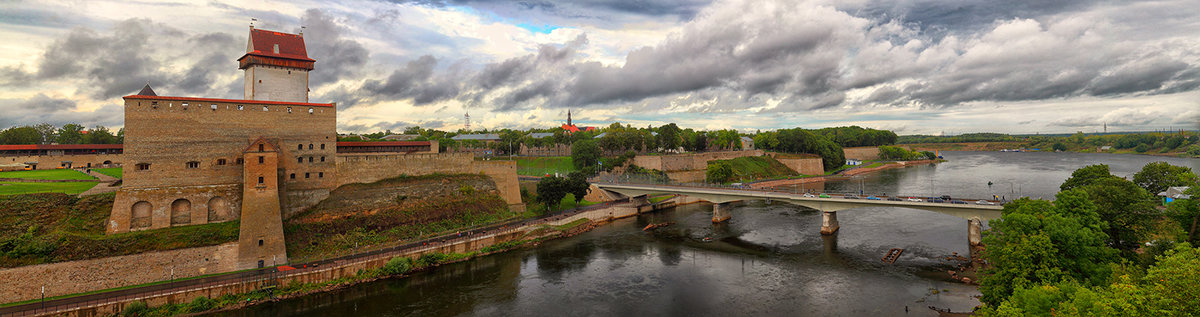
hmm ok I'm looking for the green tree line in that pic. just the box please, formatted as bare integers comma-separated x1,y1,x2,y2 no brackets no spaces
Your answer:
0,123,122,145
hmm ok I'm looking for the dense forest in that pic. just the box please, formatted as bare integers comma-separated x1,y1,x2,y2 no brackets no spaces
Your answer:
900,131,1200,155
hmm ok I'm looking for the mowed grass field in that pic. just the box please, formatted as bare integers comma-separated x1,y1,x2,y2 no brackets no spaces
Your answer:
0,182,99,195
495,156,576,176
0,169,95,180
92,167,122,179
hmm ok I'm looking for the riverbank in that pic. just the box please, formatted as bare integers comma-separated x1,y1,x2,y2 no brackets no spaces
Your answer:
0,197,658,316
749,159,941,189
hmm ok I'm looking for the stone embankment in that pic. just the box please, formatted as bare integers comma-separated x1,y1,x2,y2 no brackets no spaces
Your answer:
0,196,669,317
749,160,940,189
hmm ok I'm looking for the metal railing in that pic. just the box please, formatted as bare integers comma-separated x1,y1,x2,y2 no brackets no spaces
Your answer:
592,174,1004,205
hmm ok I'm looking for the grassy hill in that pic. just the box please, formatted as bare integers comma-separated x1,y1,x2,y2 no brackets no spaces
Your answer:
722,156,800,182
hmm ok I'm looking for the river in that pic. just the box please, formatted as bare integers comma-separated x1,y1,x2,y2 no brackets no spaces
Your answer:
211,151,1198,317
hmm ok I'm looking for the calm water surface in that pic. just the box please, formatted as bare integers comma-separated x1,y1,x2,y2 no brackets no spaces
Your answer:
212,151,1198,317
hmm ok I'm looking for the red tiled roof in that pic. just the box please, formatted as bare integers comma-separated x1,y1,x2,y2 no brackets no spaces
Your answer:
336,141,431,147
561,124,595,133
243,29,314,62
123,95,335,107
0,144,123,151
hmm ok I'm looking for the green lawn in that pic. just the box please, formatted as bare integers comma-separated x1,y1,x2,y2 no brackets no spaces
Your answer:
723,156,800,181
0,169,95,180
92,167,122,178
498,156,576,176
0,182,99,195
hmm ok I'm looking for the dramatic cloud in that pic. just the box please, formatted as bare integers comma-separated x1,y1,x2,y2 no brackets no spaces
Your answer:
0,94,122,128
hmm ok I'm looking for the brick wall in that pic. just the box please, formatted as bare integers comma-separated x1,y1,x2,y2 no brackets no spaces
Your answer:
334,152,523,207
843,146,880,160
0,243,237,304
774,157,824,175
0,153,123,170
631,150,765,172
108,184,242,233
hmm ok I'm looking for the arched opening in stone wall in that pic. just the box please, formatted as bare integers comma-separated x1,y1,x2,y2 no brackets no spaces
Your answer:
171,199,192,225
207,196,233,222
131,201,152,229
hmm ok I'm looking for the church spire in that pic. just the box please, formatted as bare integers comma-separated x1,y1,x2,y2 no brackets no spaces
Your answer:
567,109,572,126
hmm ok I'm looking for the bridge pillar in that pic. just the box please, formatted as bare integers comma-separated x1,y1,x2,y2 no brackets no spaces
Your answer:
820,211,839,235
712,203,731,223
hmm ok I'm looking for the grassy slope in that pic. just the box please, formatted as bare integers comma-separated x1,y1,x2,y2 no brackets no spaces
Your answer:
0,182,99,195
722,156,800,181
0,193,238,268
0,169,95,180
495,156,575,176
93,167,122,178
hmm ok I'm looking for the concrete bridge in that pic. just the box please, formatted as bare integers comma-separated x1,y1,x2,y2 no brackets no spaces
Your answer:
594,182,1003,248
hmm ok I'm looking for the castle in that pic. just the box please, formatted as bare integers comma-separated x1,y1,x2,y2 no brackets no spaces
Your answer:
108,27,521,270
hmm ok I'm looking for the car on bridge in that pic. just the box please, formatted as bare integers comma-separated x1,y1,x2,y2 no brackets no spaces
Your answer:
802,193,817,198
975,200,996,205
866,196,881,200
819,194,831,198
844,194,860,199
906,197,922,202
927,197,945,203
887,197,903,201
951,200,968,204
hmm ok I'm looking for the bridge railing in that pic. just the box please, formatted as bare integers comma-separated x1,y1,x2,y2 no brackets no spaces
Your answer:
592,174,1005,205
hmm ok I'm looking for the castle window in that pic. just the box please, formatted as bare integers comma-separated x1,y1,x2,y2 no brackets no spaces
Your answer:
258,239,264,246
320,144,325,150
258,156,264,164
217,159,227,166
151,101,158,109
297,157,303,163
258,176,264,184
305,173,310,178
308,144,313,150
320,156,325,162
308,108,314,114
318,172,324,178
308,157,313,163
262,106,268,111
182,102,189,109
290,173,295,179
298,144,303,150
135,163,150,171
273,44,279,54
259,144,264,152
186,161,199,169
211,104,217,111
287,107,292,113
236,158,244,165
237,105,244,110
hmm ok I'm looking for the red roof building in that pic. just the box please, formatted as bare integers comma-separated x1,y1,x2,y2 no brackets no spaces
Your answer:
238,28,315,70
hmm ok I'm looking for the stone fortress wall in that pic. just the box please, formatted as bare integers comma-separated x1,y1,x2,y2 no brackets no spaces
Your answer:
0,153,123,170
842,146,880,161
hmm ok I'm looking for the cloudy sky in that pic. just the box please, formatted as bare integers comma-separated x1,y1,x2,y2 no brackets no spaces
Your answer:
1,0,1198,135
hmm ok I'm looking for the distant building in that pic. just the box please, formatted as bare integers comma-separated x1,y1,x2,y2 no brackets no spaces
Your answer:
740,136,754,150
451,134,501,142
561,109,596,133
528,132,554,139
1159,186,1192,205
846,159,863,166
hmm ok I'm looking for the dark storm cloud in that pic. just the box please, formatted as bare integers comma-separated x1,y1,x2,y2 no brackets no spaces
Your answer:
841,0,1098,37
360,55,463,106
300,9,370,87
0,94,122,129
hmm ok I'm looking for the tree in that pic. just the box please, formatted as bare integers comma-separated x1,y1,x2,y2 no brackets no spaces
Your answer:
1165,186,1200,244
1132,162,1197,195
1061,164,1115,191
536,176,568,210
56,123,85,144
0,126,42,145
658,123,681,151
706,161,733,183
84,126,118,144
32,123,57,144
1053,142,1068,151
1082,177,1158,253
566,171,591,205
571,139,600,171
979,190,1117,306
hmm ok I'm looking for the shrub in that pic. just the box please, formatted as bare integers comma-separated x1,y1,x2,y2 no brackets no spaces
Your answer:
188,296,215,313
459,185,475,195
122,301,149,316
1134,143,1150,153
382,256,413,275
415,252,447,268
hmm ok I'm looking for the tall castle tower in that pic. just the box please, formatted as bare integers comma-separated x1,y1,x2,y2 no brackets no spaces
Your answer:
239,27,314,102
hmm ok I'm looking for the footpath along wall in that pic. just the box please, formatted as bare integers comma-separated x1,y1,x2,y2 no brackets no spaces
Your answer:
0,243,238,304
18,200,648,317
